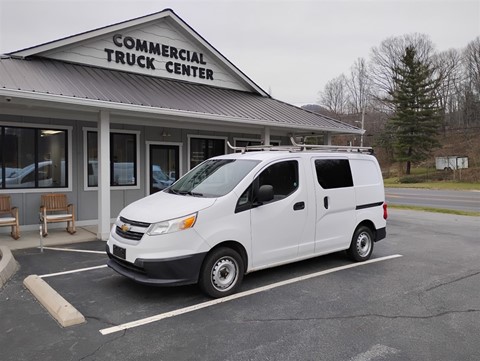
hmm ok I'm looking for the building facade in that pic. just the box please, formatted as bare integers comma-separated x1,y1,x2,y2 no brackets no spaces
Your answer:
0,9,363,239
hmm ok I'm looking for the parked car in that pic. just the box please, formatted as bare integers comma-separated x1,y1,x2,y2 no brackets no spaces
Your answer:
107,143,387,298
151,165,174,191
1,161,60,188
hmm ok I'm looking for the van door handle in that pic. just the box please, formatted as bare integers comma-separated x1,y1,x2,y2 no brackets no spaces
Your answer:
293,201,305,211
324,196,329,209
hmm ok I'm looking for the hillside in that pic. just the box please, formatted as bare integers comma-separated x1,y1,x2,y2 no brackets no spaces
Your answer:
300,105,480,182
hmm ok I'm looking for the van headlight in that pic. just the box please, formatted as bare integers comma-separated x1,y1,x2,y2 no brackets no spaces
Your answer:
147,213,197,236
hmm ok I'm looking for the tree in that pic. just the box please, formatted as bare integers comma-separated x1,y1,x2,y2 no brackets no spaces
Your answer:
346,57,371,114
369,34,435,111
388,46,442,174
319,75,348,115
461,37,480,127
433,49,463,132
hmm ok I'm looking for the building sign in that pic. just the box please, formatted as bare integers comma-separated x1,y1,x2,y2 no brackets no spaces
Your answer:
104,34,214,80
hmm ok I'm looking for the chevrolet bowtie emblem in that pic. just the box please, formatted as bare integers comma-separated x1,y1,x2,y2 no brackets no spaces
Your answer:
121,224,130,232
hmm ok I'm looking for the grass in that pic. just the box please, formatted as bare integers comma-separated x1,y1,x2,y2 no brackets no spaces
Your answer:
383,165,480,190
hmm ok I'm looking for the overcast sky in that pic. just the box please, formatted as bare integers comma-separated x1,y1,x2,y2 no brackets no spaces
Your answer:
0,0,478,105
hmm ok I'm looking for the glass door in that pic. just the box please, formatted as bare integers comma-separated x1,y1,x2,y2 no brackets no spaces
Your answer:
149,144,179,194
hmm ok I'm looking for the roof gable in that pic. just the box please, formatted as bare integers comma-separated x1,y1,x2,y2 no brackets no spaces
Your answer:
9,9,267,95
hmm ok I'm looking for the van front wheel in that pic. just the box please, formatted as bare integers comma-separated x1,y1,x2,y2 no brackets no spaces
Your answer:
199,247,244,298
347,226,374,262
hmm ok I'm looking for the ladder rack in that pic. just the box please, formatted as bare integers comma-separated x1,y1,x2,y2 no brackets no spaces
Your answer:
227,138,373,154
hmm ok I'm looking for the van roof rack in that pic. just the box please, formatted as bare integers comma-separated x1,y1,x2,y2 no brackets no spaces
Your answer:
227,138,374,154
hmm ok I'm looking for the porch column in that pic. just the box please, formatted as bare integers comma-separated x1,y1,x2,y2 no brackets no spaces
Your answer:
97,110,111,241
263,126,271,145
325,132,332,145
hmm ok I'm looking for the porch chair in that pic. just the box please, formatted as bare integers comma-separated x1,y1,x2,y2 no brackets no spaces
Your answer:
0,195,20,240
40,193,76,236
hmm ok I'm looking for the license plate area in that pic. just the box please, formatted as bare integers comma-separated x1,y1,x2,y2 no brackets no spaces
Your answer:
113,244,126,259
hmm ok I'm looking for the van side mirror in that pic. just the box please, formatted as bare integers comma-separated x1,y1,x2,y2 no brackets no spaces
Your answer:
256,184,274,203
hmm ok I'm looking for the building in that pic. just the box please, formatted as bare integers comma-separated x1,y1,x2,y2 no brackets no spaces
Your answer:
0,9,363,240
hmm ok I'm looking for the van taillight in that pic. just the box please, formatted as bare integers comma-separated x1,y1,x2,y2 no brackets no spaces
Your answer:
383,203,388,220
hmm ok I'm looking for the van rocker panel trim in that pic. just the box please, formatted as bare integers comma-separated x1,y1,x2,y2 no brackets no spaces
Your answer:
106,246,207,286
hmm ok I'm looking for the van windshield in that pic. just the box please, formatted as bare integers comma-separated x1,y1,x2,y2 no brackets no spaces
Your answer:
168,159,259,198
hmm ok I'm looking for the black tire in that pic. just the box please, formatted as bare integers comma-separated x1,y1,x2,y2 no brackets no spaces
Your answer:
347,225,374,262
199,247,244,298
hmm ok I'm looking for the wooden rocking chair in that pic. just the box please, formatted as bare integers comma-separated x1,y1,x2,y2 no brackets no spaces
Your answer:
0,195,20,240
40,194,76,236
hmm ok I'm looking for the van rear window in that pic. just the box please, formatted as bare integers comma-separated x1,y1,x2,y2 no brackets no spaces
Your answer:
314,159,353,189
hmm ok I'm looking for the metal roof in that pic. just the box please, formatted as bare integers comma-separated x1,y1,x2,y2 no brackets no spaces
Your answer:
0,57,362,134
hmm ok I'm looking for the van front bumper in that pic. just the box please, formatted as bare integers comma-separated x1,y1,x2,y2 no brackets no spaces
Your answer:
106,245,207,286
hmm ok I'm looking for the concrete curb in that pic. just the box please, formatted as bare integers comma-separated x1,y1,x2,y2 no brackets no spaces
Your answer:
23,275,86,327
0,246,19,288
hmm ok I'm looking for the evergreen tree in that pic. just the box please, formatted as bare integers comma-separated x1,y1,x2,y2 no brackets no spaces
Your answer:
388,46,442,174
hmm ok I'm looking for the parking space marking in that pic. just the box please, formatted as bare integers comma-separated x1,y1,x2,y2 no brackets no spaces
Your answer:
39,246,106,255
40,265,108,279
99,254,402,335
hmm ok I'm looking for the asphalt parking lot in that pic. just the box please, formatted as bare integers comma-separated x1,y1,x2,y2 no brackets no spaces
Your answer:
1,209,479,361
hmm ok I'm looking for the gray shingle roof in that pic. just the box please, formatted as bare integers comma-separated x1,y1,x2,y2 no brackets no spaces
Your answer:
0,57,361,134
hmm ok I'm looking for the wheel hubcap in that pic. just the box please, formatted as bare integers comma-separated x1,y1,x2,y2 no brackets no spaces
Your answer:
356,232,371,258
211,257,238,292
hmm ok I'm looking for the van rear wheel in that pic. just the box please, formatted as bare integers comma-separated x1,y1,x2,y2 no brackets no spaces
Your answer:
199,247,244,298
347,226,374,262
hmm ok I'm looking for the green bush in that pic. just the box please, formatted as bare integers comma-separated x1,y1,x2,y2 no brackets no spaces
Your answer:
399,175,425,183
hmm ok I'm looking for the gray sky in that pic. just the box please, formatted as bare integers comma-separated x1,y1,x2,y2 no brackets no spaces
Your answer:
0,0,479,105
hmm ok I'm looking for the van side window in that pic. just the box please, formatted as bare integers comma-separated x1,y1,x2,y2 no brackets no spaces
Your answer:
235,160,299,213
235,185,253,213
258,160,298,201
315,159,353,189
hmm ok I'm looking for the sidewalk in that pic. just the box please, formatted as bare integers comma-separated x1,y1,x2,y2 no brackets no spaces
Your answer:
0,226,100,251
0,226,101,287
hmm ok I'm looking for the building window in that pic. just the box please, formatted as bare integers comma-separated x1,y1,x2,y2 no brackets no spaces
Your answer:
0,126,68,189
189,137,226,169
87,131,138,187
233,139,281,152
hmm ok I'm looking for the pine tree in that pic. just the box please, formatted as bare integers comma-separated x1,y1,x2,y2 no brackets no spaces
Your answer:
388,46,442,174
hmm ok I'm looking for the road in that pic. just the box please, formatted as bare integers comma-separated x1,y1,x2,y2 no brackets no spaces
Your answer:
386,187,480,212
2,209,479,361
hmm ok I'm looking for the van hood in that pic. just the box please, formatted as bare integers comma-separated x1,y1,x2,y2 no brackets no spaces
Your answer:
120,191,216,224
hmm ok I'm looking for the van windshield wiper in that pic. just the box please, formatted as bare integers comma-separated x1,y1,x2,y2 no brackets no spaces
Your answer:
177,190,203,197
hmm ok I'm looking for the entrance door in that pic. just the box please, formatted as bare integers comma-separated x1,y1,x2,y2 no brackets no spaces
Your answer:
149,144,179,194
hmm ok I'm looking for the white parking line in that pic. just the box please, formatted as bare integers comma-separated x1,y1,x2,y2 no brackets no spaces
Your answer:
99,254,402,335
39,246,106,255
40,265,108,279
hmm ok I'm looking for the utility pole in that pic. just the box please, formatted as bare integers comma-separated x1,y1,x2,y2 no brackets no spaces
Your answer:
360,106,365,147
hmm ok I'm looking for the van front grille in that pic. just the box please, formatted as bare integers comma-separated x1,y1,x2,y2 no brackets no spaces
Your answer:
116,216,150,241
119,216,151,228
115,226,144,241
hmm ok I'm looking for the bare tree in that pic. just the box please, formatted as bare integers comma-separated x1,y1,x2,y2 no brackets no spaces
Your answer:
433,49,463,131
463,37,480,95
346,57,371,114
369,33,436,109
318,74,348,115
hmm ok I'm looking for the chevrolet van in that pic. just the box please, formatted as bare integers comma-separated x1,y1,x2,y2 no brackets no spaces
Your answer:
107,143,387,298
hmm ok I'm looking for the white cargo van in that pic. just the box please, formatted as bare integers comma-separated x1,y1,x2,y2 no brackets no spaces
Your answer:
107,141,387,298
